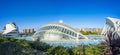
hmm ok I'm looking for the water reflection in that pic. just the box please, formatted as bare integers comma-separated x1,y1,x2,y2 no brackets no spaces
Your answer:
17,35,104,47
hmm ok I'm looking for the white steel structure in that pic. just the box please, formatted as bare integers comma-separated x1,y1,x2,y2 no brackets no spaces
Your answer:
34,21,88,41
101,17,120,45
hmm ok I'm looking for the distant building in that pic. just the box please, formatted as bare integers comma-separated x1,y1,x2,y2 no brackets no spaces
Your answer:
97,28,102,33
21,28,35,37
80,28,102,33
22,28,35,33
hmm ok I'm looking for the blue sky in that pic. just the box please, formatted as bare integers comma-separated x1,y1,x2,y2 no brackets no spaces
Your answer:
0,0,120,31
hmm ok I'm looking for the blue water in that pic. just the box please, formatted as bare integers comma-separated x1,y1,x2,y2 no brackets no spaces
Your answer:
44,40,101,47
87,35,103,39
43,35,104,47
16,35,104,47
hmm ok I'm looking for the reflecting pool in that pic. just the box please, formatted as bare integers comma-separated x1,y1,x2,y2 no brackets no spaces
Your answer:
41,35,104,47
16,35,104,47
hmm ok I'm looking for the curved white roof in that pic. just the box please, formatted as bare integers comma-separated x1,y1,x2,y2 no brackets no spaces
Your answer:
45,22,80,33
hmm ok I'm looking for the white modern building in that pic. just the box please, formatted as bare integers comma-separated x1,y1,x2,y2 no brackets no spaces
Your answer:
101,17,120,46
2,22,19,37
33,20,88,41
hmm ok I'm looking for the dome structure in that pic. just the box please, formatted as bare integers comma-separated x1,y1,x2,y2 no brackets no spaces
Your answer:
33,21,88,41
